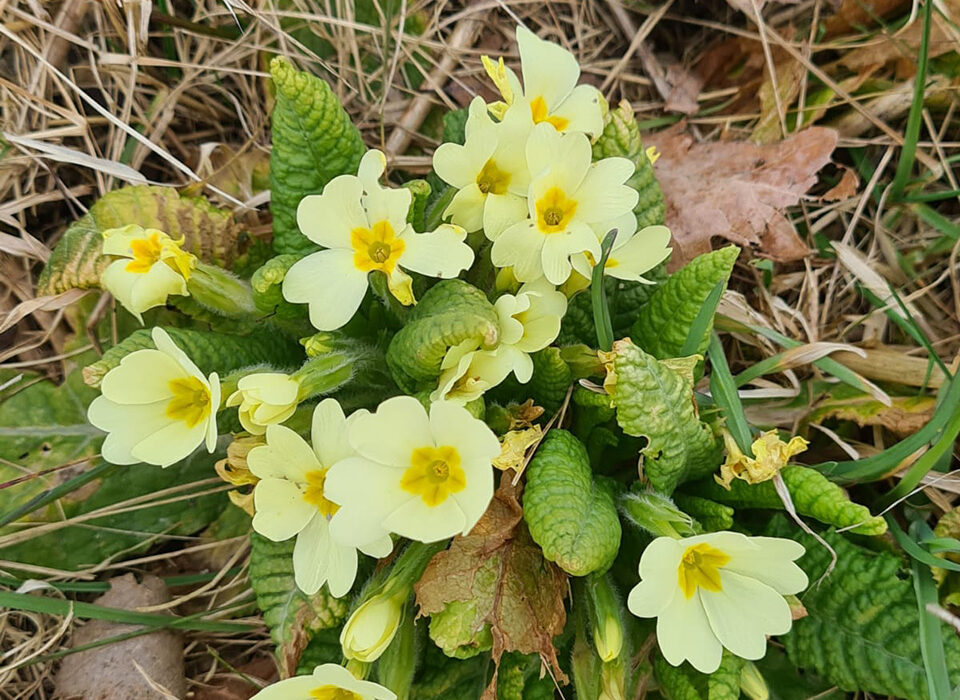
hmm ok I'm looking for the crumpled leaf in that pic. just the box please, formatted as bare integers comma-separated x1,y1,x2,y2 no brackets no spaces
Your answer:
644,127,837,267
37,185,242,295
248,533,350,677
603,340,720,493
55,574,186,699
415,478,568,698
807,391,935,437
752,59,806,145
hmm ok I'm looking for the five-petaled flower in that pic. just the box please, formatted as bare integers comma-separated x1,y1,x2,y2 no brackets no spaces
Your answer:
100,224,196,321
324,396,500,544
283,150,475,331
88,327,219,467
483,25,604,136
491,125,638,284
247,399,393,596
626,532,807,673
249,663,395,700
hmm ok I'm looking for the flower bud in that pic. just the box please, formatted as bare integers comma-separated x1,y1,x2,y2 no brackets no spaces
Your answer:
376,599,417,699
599,659,626,700
340,592,406,663
585,574,623,663
740,661,770,700
225,372,300,435
186,261,257,318
619,489,698,539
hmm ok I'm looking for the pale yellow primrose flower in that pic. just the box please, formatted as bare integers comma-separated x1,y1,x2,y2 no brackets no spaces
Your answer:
627,532,807,673
571,224,673,284
432,279,567,403
483,25,604,136
88,327,219,467
247,399,393,596
249,663,395,700
100,224,196,322
225,372,300,435
717,430,809,489
340,591,405,663
283,150,475,331
491,125,638,284
433,96,533,240
324,396,500,544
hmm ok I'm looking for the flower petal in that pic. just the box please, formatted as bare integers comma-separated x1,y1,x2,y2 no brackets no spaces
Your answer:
382,495,466,543
605,225,672,282
358,533,394,559
702,571,792,660
296,176,365,249
293,514,334,595
100,260,141,321
483,192,529,241
324,540,360,598
129,261,187,313
491,221,545,282
347,396,432,467
311,398,353,467
540,222,599,285
205,373,220,452
551,83,604,136
247,424,319,483
99,349,182,404
152,327,206,382
428,400,501,465
325,457,407,547
252,478,316,541
399,224,474,279
515,25,580,111
573,158,639,223
526,127,591,190
723,536,808,595
89,397,173,465
282,249,369,331
657,593,723,674
130,418,206,467
364,183,411,236
249,676,324,700
443,183,486,233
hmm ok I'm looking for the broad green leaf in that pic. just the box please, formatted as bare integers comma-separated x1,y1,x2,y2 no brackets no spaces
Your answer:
652,651,744,700
269,56,366,255
523,430,621,576
604,339,720,493
631,246,739,359
37,185,242,295
410,645,488,700
689,465,886,536
526,347,572,413
251,254,307,320
248,533,349,676
768,520,960,700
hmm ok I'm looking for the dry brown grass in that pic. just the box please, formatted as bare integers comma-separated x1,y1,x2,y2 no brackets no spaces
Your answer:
0,0,958,695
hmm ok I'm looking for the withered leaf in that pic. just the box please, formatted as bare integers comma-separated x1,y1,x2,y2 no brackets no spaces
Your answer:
645,126,837,267
415,477,568,698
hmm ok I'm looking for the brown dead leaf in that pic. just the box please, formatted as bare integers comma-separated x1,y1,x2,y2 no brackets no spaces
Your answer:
415,477,568,698
645,126,838,267
823,0,908,36
808,393,935,437
662,61,703,115
823,166,860,201
836,10,960,75
56,574,185,700
752,60,805,144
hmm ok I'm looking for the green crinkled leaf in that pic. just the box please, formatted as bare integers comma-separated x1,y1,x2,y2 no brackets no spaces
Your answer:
496,652,556,700
82,326,304,387
527,347,572,413
767,521,960,700
386,280,499,389
37,185,242,295
428,598,493,659
251,254,306,319
653,652,744,700
248,532,350,676
591,100,665,230
605,340,720,493
410,645,488,700
269,56,366,256
523,430,621,576
0,369,227,569
631,246,739,360
690,466,886,536
295,628,342,675
671,493,734,532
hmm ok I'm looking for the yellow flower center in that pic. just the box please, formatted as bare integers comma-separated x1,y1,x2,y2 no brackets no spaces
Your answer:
310,686,362,700
351,220,406,274
165,376,211,428
529,96,569,131
677,543,730,599
124,232,194,279
302,468,339,518
401,445,466,507
535,187,578,234
476,159,511,195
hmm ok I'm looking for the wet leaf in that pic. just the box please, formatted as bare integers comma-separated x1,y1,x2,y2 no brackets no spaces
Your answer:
415,478,568,698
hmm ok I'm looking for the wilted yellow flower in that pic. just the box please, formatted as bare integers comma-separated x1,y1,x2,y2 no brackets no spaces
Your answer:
492,426,543,472
100,224,196,321
716,430,809,489
225,372,300,435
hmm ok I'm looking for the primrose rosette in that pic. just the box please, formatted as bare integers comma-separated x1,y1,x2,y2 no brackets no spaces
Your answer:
27,21,948,700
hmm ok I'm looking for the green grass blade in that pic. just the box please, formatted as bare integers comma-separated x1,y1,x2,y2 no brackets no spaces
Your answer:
887,516,960,573
680,281,724,357
0,460,118,528
909,520,954,700
888,0,933,200
883,401,960,505
592,229,618,352
708,332,753,454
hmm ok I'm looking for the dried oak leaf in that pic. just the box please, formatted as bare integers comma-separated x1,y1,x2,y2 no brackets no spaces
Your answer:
414,478,568,698
645,126,837,267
